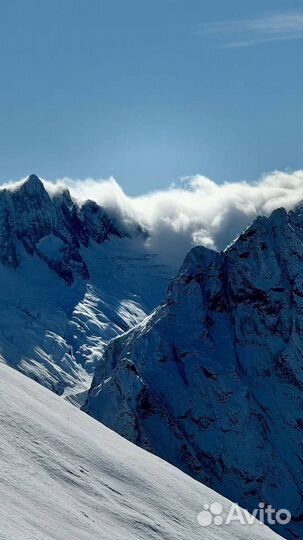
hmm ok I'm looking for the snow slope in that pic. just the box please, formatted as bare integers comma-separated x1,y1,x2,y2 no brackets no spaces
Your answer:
85,207,303,539
0,360,284,540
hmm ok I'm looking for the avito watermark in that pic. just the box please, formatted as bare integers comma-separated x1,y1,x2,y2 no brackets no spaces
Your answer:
197,502,291,528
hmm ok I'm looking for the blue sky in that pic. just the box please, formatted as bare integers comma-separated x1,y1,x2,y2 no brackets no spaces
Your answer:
0,0,302,194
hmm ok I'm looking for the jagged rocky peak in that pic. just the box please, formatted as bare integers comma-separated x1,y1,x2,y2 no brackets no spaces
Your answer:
85,204,303,540
12,175,59,250
21,173,44,192
80,200,126,244
0,174,134,283
174,244,221,285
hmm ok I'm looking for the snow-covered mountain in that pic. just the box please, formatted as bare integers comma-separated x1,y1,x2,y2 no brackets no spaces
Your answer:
85,206,303,539
0,175,173,400
0,359,284,540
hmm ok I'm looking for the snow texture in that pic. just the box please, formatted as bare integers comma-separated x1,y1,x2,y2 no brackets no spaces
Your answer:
0,360,284,540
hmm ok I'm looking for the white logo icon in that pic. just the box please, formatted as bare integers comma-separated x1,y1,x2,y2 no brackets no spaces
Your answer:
197,502,223,527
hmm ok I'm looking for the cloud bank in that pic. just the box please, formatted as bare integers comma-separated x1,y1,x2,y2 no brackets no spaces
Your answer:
43,169,303,266
2,170,302,266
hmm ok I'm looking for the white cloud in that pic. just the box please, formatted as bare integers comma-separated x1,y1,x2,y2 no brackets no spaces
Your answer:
2,170,303,267
196,11,303,48
46,169,303,266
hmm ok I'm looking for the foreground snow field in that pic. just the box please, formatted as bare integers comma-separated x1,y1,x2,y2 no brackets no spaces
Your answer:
0,361,284,540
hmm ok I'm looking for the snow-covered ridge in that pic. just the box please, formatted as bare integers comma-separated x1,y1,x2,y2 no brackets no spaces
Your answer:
0,173,135,282
0,360,284,540
85,205,303,539
0,174,172,397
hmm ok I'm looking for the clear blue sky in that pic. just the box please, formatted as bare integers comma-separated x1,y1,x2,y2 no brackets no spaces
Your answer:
0,0,302,194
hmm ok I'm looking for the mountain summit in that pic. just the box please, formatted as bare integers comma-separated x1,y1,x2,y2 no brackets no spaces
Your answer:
0,175,172,397
85,205,303,539
0,174,129,282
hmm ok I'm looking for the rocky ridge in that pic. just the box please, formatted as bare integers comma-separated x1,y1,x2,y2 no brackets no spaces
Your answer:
85,205,303,539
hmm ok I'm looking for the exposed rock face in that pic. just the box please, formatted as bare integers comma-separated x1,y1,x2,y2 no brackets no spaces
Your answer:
85,206,303,539
0,174,127,283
